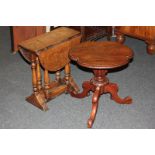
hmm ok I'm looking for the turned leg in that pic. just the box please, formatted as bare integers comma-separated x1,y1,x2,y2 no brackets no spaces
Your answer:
64,63,71,85
44,69,50,99
87,87,101,128
55,71,61,83
116,33,125,44
26,56,48,111
36,57,42,90
65,63,80,93
31,56,38,94
70,81,93,98
104,83,132,104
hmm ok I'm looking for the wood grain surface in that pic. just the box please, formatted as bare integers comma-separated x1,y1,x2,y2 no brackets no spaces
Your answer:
70,41,133,69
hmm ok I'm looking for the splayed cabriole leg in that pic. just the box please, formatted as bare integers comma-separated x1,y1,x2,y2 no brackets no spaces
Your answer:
104,83,132,104
70,81,93,98
87,87,100,128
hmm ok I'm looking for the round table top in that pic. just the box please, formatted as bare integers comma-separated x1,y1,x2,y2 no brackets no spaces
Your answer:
69,41,133,69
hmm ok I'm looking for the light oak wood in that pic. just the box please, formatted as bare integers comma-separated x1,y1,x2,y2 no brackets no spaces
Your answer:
31,55,37,93
18,27,81,110
36,57,42,90
12,26,46,52
44,69,50,99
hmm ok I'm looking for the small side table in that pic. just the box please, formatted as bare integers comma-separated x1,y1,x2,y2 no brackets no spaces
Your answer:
69,41,134,128
18,27,81,111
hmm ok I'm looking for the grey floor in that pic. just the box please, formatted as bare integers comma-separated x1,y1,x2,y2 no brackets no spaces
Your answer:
0,26,155,129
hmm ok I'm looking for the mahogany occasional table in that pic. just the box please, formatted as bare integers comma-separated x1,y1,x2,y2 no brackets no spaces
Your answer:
69,41,134,128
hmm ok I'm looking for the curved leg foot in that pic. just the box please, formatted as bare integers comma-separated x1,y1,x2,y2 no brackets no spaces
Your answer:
87,87,101,128
104,83,132,104
70,81,93,98
147,43,155,55
116,33,125,44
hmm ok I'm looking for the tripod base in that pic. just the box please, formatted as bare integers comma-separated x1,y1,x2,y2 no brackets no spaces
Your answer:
70,69,132,128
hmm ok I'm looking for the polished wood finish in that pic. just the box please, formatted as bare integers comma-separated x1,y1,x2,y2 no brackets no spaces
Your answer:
70,41,133,69
18,27,81,111
36,57,42,90
69,41,133,128
12,26,46,52
115,26,155,54
31,55,38,93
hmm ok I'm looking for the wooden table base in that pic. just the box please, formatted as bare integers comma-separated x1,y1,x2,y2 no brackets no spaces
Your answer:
26,76,79,111
26,60,80,111
70,69,132,128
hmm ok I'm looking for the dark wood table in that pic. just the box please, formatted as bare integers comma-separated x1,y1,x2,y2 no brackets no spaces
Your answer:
69,41,134,128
